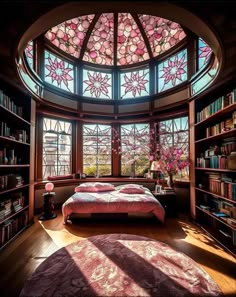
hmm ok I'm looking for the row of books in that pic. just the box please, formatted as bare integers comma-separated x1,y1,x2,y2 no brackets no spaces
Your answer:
0,148,21,165
206,116,234,138
196,153,236,169
0,193,25,221
0,210,28,247
196,90,236,122
0,121,28,142
208,178,236,200
0,174,24,191
0,90,23,118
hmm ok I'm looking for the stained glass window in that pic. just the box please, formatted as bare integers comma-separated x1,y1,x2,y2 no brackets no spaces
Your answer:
42,118,72,179
198,37,212,70
117,13,149,65
44,50,74,92
83,69,112,99
83,124,112,176
83,13,114,65
139,15,186,57
120,68,150,99
159,116,189,180
45,13,186,66
158,49,187,92
25,41,34,69
120,123,150,176
45,15,95,59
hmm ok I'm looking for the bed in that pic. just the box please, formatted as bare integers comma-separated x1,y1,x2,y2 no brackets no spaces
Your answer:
62,183,165,224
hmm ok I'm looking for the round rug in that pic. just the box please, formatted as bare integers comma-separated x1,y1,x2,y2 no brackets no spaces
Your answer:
20,234,223,297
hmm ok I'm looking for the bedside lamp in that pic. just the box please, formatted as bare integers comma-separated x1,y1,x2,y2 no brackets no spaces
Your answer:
150,160,161,179
45,182,54,193
39,182,57,220
150,160,162,193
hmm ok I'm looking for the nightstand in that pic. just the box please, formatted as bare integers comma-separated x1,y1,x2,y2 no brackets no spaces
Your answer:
152,192,177,217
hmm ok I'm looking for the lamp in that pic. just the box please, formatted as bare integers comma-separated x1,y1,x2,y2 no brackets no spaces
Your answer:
39,182,57,220
45,182,54,192
150,160,162,193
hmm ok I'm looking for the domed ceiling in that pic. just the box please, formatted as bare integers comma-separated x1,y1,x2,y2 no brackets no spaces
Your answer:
45,13,186,66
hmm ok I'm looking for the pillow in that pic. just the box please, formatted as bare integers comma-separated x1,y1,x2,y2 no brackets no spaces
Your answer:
48,174,73,181
118,184,145,194
75,182,115,192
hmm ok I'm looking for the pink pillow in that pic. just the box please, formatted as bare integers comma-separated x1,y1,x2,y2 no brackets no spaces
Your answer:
119,184,145,194
48,174,73,181
75,182,115,192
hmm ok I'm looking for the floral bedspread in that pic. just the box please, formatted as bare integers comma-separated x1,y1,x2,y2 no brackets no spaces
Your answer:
62,188,165,224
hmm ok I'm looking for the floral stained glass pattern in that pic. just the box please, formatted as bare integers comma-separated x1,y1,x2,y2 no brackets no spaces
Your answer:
139,15,186,57
83,124,112,176
43,118,72,179
44,51,74,92
198,37,212,70
83,69,112,99
45,15,95,59
25,41,34,69
158,49,187,92
120,68,149,99
83,13,114,65
117,13,149,66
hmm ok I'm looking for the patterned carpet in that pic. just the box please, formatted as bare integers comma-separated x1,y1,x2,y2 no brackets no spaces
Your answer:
20,234,223,297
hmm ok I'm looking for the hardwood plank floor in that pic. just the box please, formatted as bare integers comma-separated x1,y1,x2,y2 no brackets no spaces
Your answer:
0,211,235,297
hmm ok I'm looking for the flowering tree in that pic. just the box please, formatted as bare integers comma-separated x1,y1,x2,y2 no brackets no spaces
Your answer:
157,147,190,176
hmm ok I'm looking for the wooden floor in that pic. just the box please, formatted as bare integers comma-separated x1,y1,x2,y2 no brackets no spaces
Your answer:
0,211,235,297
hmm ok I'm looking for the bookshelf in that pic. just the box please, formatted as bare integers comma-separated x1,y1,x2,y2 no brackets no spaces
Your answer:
0,79,34,250
190,87,236,256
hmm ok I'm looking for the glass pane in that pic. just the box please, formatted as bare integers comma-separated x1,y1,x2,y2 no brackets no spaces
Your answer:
44,50,74,93
158,48,187,92
120,68,150,99
117,13,149,65
45,15,95,59
83,124,112,176
120,123,150,176
25,40,33,69
139,15,186,57
198,37,212,70
83,69,112,99
42,118,72,179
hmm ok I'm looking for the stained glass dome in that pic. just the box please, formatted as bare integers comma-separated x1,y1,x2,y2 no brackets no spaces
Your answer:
45,13,186,66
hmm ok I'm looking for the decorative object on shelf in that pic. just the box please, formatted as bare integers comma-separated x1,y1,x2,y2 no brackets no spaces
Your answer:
39,182,57,220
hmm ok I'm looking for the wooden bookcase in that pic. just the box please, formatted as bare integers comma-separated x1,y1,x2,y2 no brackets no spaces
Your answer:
190,87,236,256
0,79,34,250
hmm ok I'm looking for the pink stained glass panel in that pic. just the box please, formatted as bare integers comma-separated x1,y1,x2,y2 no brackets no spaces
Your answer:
83,69,112,99
117,13,149,66
158,49,187,92
83,13,114,65
45,15,95,59
198,37,212,70
25,40,33,69
120,68,149,99
139,15,186,57
44,50,74,93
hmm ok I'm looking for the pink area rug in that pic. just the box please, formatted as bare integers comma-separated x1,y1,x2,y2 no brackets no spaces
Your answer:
20,234,223,297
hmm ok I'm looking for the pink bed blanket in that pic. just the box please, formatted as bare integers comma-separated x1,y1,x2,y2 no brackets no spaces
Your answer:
62,188,165,224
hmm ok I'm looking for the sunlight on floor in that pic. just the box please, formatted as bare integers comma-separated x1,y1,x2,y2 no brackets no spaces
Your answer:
38,218,86,248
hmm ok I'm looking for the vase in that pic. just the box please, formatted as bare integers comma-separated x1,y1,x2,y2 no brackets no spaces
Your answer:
167,173,174,188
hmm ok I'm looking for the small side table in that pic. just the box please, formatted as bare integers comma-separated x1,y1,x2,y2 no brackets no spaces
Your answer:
152,192,177,217
39,192,57,220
